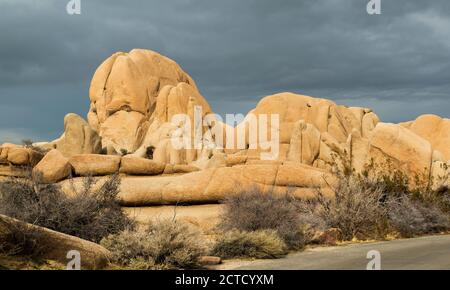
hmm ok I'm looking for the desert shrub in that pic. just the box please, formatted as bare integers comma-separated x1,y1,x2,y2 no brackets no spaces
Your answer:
295,200,328,243
21,139,50,156
212,230,288,259
0,173,134,243
414,185,450,214
387,196,450,237
219,189,306,249
100,230,159,269
21,139,34,147
312,176,389,241
362,170,410,198
101,219,205,269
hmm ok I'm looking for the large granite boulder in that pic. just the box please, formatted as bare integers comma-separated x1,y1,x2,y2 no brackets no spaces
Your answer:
401,114,450,161
366,123,434,187
32,149,72,184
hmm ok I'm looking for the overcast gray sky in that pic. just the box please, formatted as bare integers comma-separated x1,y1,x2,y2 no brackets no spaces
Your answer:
0,0,449,143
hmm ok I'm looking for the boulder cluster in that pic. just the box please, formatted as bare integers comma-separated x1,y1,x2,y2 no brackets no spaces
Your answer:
1,49,449,206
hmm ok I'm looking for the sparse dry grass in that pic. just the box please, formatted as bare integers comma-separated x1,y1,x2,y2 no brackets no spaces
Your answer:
101,219,206,270
212,230,288,259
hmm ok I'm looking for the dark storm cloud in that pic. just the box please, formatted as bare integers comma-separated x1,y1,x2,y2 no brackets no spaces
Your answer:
0,0,449,142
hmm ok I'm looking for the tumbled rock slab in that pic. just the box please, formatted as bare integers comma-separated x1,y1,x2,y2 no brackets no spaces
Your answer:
69,154,121,176
368,123,433,187
6,148,30,165
0,214,111,270
61,164,336,206
33,149,72,184
119,155,165,175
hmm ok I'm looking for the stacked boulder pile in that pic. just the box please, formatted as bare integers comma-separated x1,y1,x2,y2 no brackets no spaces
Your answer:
1,49,449,230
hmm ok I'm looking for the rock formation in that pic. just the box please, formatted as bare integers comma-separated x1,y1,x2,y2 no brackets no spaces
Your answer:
1,48,449,228
87,49,205,156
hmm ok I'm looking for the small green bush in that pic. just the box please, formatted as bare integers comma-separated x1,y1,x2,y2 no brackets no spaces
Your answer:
101,219,206,269
212,230,288,259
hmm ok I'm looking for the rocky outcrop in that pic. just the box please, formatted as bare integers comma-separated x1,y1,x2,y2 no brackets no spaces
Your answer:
226,93,380,172
88,49,200,155
244,93,378,143
2,49,449,209
0,214,111,269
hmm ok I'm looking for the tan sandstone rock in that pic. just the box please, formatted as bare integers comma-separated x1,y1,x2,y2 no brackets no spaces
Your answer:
32,149,72,183
6,147,30,165
367,123,433,186
0,144,16,163
54,113,102,157
88,49,200,155
119,155,165,175
69,154,121,176
401,114,450,161
231,93,379,167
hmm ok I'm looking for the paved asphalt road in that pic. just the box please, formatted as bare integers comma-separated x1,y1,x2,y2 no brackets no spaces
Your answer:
235,235,450,270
